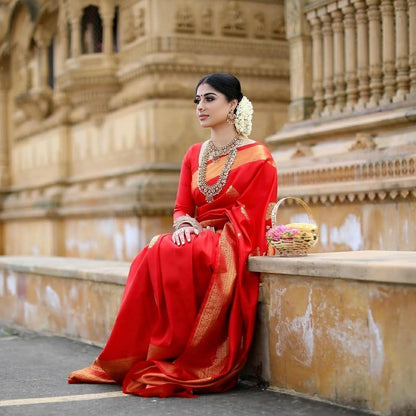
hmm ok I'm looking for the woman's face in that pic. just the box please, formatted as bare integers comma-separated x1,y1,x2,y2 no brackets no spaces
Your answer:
194,83,237,129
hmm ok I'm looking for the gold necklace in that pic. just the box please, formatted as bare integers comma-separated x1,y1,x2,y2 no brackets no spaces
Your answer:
198,135,241,203
207,135,241,162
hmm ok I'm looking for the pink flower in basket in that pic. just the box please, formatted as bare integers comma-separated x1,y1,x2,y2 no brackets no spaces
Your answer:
266,225,301,242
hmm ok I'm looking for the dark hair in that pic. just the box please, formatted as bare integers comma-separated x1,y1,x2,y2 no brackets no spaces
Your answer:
196,73,244,104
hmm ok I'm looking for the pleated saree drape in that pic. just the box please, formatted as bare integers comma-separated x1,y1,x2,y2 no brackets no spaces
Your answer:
68,142,278,397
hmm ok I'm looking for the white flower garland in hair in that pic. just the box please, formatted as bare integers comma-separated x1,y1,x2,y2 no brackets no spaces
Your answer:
234,96,253,137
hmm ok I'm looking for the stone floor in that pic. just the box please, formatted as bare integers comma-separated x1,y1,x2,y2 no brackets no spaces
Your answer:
0,324,373,416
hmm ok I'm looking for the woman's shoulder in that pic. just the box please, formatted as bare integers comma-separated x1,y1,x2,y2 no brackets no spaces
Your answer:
239,139,275,163
190,142,205,150
184,142,203,155
182,142,204,164
240,139,271,152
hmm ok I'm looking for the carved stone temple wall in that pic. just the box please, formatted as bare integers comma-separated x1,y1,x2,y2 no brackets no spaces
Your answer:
268,0,416,253
1,0,413,259
0,0,288,260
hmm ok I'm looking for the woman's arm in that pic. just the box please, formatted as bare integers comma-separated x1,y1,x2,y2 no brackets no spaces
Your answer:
172,147,202,245
173,148,196,220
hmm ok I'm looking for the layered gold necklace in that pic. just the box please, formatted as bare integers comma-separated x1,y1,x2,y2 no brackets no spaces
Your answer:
198,135,241,203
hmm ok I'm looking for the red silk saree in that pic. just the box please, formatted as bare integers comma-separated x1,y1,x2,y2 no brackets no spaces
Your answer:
68,142,278,397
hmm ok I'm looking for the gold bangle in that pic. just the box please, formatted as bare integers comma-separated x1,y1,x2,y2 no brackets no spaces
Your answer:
173,215,203,232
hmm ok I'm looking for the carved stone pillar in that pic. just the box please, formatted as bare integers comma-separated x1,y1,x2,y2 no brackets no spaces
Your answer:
34,29,52,88
331,8,345,113
366,0,383,107
286,0,314,122
342,3,358,112
0,68,10,188
380,0,396,104
100,4,114,55
394,0,409,101
321,11,334,116
307,11,324,117
70,15,81,58
59,9,68,64
409,0,416,94
354,0,370,109
14,48,29,95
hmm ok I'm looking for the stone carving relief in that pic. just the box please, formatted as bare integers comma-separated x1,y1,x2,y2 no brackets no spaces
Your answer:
222,1,247,37
168,2,286,40
12,20,56,122
280,155,416,204
201,7,214,35
122,9,135,44
291,142,313,158
15,90,52,121
123,4,146,45
175,5,195,33
134,6,146,38
286,0,301,38
253,12,266,39
271,12,286,39
349,133,377,151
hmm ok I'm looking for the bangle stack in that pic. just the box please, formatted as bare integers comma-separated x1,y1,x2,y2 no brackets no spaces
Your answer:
173,215,203,233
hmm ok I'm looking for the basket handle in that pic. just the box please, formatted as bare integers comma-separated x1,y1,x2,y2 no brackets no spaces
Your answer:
271,196,315,228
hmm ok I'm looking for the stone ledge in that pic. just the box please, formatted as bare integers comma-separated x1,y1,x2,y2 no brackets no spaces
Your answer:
248,250,416,285
266,104,416,145
0,256,130,285
247,250,416,416
0,256,129,346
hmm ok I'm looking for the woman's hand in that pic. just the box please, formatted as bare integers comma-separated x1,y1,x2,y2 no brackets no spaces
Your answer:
172,226,200,246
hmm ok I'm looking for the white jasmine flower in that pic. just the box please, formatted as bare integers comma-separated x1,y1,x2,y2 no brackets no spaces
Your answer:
234,96,253,137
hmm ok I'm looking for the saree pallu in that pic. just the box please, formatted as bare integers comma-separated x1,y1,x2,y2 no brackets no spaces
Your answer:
68,142,278,397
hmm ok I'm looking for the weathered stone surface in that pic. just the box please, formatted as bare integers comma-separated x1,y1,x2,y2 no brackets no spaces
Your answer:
0,0,288,260
0,256,129,345
1,252,415,414
248,251,416,416
265,0,416,253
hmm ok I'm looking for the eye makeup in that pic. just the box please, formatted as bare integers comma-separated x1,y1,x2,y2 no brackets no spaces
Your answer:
194,92,217,104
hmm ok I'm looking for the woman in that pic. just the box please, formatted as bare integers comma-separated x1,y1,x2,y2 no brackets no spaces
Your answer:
68,73,278,398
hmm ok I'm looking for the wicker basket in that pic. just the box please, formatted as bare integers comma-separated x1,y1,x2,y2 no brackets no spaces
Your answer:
267,196,319,257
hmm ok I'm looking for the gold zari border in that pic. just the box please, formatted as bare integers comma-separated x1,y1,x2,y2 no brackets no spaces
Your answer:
192,144,271,190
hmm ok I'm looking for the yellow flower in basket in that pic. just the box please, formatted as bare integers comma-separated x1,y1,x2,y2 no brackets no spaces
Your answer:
286,223,319,244
267,197,319,257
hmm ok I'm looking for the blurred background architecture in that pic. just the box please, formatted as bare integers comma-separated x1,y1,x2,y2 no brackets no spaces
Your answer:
0,0,414,260
271,0,416,254
1,3,415,415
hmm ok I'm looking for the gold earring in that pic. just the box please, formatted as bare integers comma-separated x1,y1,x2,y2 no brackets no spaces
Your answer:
226,109,236,124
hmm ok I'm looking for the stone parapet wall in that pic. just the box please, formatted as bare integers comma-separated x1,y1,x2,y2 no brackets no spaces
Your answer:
268,193,416,252
0,256,129,345
248,251,416,416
